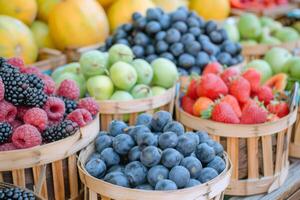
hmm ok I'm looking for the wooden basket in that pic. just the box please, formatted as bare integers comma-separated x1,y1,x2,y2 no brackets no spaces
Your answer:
289,107,300,158
97,85,176,131
0,115,99,200
28,48,67,71
77,143,232,200
64,44,102,62
0,182,45,200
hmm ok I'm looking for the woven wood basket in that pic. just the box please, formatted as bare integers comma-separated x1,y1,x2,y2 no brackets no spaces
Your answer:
289,107,300,158
64,44,101,62
77,143,232,200
0,115,99,200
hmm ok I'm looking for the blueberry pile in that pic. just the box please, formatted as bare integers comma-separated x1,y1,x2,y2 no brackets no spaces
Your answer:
0,186,36,200
85,111,226,190
100,7,243,75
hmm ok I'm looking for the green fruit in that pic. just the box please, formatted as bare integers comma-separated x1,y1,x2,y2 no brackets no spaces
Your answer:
238,13,262,40
87,75,114,100
246,59,272,83
55,72,86,97
293,21,300,33
110,91,134,100
151,86,167,96
260,35,281,45
131,59,153,85
110,61,137,91
264,47,292,74
288,59,300,79
283,57,300,74
260,17,282,33
151,58,178,89
79,50,109,77
223,22,240,42
240,40,258,45
131,84,153,99
52,62,81,81
108,44,134,66
274,27,299,42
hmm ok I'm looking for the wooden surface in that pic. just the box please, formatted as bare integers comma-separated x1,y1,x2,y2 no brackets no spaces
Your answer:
227,159,300,200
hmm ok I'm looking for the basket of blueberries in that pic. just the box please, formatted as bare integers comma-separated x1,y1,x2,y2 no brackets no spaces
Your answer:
78,111,232,200
0,182,44,200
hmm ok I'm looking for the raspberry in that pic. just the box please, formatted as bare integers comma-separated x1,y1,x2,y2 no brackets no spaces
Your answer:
66,109,93,127
21,66,43,76
12,125,42,149
17,106,30,120
0,78,4,101
78,97,99,116
24,108,48,131
56,80,80,100
43,97,65,122
7,57,26,71
40,74,55,95
0,100,17,122
10,120,22,130
0,142,17,151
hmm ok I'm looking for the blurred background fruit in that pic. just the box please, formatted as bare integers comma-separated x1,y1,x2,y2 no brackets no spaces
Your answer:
152,0,189,13
189,0,230,20
36,0,60,22
30,20,54,48
97,0,114,9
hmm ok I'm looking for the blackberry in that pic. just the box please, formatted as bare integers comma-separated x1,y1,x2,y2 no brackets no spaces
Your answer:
0,187,36,200
62,97,78,116
0,122,12,144
42,120,79,143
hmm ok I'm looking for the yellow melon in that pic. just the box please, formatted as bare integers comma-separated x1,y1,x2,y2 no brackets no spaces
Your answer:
189,0,230,20
152,0,189,12
36,0,61,22
0,15,38,64
0,0,37,25
31,20,55,49
48,0,109,50
97,0,114,8
108,0,155,32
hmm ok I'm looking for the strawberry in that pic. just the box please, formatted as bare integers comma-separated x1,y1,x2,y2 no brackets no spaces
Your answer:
197,74,228,100
202,62,223,75
267,101,289,118
229,77,251,104
267,114,280,122
181,95,195,115
242,68,261,93
221,67,241,87
221,95,242,117
210,102,240,124
256,86,274,106
240,101,268,124
192,97,214,117
186,78,198,100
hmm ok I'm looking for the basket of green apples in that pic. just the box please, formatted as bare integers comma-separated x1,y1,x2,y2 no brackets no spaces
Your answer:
51,44,178,131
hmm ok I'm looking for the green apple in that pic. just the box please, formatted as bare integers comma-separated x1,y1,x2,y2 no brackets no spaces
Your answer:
110,91,133,101
108,44,134,67
131,59,153,85
87,75,114,100
51,62,81,81
288,58,300,79
54,72,86,97
260,16,282,33
110,61,137,91
79,50,109,77
151,86,167,96
283,57,300,74
246,59,272,83
240,40,258,45
131,84,153,99
264,47,292,74
274,27,299,42
223,22,240,42
238,13,262,40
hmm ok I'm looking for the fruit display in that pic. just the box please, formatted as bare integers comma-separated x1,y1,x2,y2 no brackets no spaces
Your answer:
84,111,226,190
100,7,244,75
224,13,299,45
230,0,289,10
0,185,37,200
52,44,178,101
0,57,99,151
181,61,291,124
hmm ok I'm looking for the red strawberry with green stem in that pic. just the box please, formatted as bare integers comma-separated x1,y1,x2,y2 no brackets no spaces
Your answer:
197,74,228,100
202,62,224,75
186,77,199,100
240,100,268,124
181,95,195,115
221,95,242,117
242,68,261,94
229,76,251,104
221,67,241,87
267,101,289,118
256,86,274,106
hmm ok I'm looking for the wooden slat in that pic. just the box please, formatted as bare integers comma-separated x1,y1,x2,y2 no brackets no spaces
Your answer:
32,166,48,198
52,160,65,200
0,172,3,182
89,189,98,200
101,196,111,200
293,114,300,144
12,169,25,187
211,135,220,143
113,114,123,121
68,155,79,198
247,137,259,178
227,137,239,179
101,115,113,131
262,135,274,176
275,131,285,173
185,127,193,132
129,112,138,126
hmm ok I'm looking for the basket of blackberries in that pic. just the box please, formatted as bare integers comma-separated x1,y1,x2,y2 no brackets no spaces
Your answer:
78,111,232,200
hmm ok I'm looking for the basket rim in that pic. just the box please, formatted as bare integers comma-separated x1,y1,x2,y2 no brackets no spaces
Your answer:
77,143,232,200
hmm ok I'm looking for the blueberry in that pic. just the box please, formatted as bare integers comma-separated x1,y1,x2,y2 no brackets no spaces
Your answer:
155,31,166,41
135,113,152,129
98,45,106,52
235,43,242,54
160,52,174,61
198,167,218,183
146,8,162,21
178,54,195,69
135,184,153,190
95,134,112,153
170,9,188,22
158,132,178,149
185,41,201,55
178,68,188,76
189,27,201,37
197,35,210,43
146,54,158,63
155,179,177,190
136,132,158,148
147,165,169,187
146,21,161,34
195,131,210,143
155,41,168,54
132,45,145,57
205,21,217,34
125,161,148,186
85,158,106,178
133,32,149,46
180,156,202,178
170,43,184,57
205,139,224,156
101,147,120,167
236,54,244,63
195,143,215,163
107,165,125,174
169,166,190,188
161,148,183,168
114,29,127,40
181,33,195,44
121,23,133,33
202,41,217,55
88,152,102,162
186,179,201,187
132,12,143,21
207,156,226,174
176,134,197,156
187,17,200,27
217,52,232,66
105,36,113,48
230,58,239,66
160,14,171,30
140,146,162,167
104,172,130,188
116,39,130,46
151,111,172,132
163,121,185,136
128,146,142,162
165,28,181,44
219,29,228,41
145,45,155,55
209,31,223,44
172,21,188,33
189,66,201,75
186,132,200,145
134,17,147,30
108,120,128,137
222,41,237,56
113,134,135,155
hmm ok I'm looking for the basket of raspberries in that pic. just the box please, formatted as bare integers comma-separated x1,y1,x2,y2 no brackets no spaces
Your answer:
78,111,232,200
176,63,298,196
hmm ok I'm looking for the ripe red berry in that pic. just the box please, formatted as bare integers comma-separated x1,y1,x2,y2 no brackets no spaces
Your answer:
256,86,274,106
197,74,228,100
0,100,17,122
240,101,268,124
23,108,48,131
186,78,199,100
10,120,22,130
229,77,251,104
181,95,195,115
0,79,4,101
242,68,261,94
40,74,56,95
57,80,80,100
78,97,99,116
0,143,17,151
17,106,30,120
7,57,25,71
66,109,93,127
21,66,43,76
221,67,240,87
12,125,42,149
211,102,240,124
43,97,65,122
267,101,289,118
202,62,223,75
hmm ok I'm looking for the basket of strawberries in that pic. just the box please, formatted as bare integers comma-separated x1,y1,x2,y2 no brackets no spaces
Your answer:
176,62,298,196
0,57,100,200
